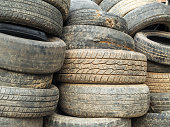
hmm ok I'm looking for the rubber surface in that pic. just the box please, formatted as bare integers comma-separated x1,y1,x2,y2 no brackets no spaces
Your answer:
99,0,122,11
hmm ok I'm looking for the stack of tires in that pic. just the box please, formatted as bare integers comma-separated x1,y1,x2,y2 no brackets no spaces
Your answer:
0,0,70,126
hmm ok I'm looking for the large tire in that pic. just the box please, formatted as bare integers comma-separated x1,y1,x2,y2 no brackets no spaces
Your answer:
44,113,131,127
109,0,155,17
59,84,150,118
65,9,128,32
0,68,52,89
62,25,134,50
0,0,63,36
55,49,147,84
0,85,59,118
0,117,43,127
146,72,170,93
0,33,66,74
124,3,170,36
134,31,170,65
132,112,170,127
150,93,170,113
42,0,70,20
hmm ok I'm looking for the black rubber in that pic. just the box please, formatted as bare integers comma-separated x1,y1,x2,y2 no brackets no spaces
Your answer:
99,0,122,11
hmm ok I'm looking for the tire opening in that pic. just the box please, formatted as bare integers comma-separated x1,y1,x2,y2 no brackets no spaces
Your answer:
147,35,170,45
144,24,169,32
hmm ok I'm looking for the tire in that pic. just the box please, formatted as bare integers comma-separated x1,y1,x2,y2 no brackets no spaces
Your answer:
55,49,147,84
65,9,128,32
44,113,131,127
109,0,155,17
0,68,52,89
0,85,59,118
0,33,66,74
134,31,170,65
42,0,70,20
146,72,170,93
0,117,43,127
99,0,122,12
150,93,170,113
59,84,150,118
62,25,134,50
147,60,170,73
132,112,170,127
124,2,170,36
91,0,103,5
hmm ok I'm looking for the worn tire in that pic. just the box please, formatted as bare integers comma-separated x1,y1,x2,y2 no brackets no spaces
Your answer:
62,25,134,50
134,31,170,65
55,49,147,84
146,72,170,93
0,117,43,127
91,0,103,5
150,93,170,113
65,9,128,32
0,33,66,74
44,113,131,127
0,85,59,118
132,112,170,127
59,84,150,118
124,2,170,36
0,68,52,89
0,0,63,36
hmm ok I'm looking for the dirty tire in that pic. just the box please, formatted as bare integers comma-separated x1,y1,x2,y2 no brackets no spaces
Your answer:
99,0,122,12
109,0,155,17
150,93,170,113
55,49,147,84
146,72,170,93
0,0,63,36
134,31,170,65
91,0,103,5
44,113,131,127
42,0,70,20
0,85,59,118
65,9,128,32
124,2,170,36
0,68,53,89
70,0,102,12
62,25,134,50
0,33,66,74
0,117,43,127
147,60,170,73
59,84,150,118
132,112,170,127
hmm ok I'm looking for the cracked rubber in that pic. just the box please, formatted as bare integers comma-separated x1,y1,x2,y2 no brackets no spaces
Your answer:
62,25,134,50
65,9,128,32
0,33,66,74
55,49,147,84
44,113,131,127
58,84,150,118
0,85,59,118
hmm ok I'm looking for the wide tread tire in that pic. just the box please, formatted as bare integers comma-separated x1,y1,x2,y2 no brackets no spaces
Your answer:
62,25,134,50
0,33,66,74
56,49,147,84
0,85,59,118
0,0,63,36
44,113,131,127
65,9,128,32
59,84,150,118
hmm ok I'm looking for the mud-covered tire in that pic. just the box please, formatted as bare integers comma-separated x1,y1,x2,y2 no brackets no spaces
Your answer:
0,85,59,118
146,72,170,93
132,112,170,127
55,49,147,84
124,3,170,36
0,117,43,127
99,0,122,11
150,93,170,113
0,0,63,36
62,25,134,50
65,9,128,32
0,33,66,74
59,84,150,118
44,113,131,127
134,31,170,65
